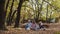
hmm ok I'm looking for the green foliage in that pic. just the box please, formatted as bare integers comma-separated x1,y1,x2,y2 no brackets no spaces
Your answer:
5,0,60,22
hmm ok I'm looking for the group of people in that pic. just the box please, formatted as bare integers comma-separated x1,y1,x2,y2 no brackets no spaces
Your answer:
25,20,45,31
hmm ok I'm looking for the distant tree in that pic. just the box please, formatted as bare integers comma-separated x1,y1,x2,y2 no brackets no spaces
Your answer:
33,0,43,22
37,0,43,22
46,2,49,22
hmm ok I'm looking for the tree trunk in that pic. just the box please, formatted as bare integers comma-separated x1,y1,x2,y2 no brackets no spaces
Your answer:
35,0,43,22
10,10,17,23
46,2,48,22
14,0,24,28
7,0,14,26
5,0,10,22
0,0,7,30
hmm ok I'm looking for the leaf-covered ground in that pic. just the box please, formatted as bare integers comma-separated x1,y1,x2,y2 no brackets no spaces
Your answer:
0,23,60,34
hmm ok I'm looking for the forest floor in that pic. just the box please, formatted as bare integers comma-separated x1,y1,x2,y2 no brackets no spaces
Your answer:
0,22,60,34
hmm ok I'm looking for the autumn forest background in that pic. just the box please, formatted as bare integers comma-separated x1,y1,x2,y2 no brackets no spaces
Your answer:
0,0,60,34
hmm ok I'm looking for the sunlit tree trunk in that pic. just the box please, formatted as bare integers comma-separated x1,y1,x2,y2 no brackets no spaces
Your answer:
5,0,10,22
7,0,14,26
5,0,10,14
11,10,17,22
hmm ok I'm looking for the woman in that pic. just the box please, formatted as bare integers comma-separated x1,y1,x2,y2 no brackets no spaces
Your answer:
39,21,45,30
31,20,39,30
25,20,32,30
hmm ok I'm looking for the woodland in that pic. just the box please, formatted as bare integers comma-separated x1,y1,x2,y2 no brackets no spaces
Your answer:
0,0,60,34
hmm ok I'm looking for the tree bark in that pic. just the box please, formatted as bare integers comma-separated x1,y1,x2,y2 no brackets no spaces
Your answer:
14,0,24,28
7,0,14,26
46,2,48,22
0,0,7,30
13,0,28,28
